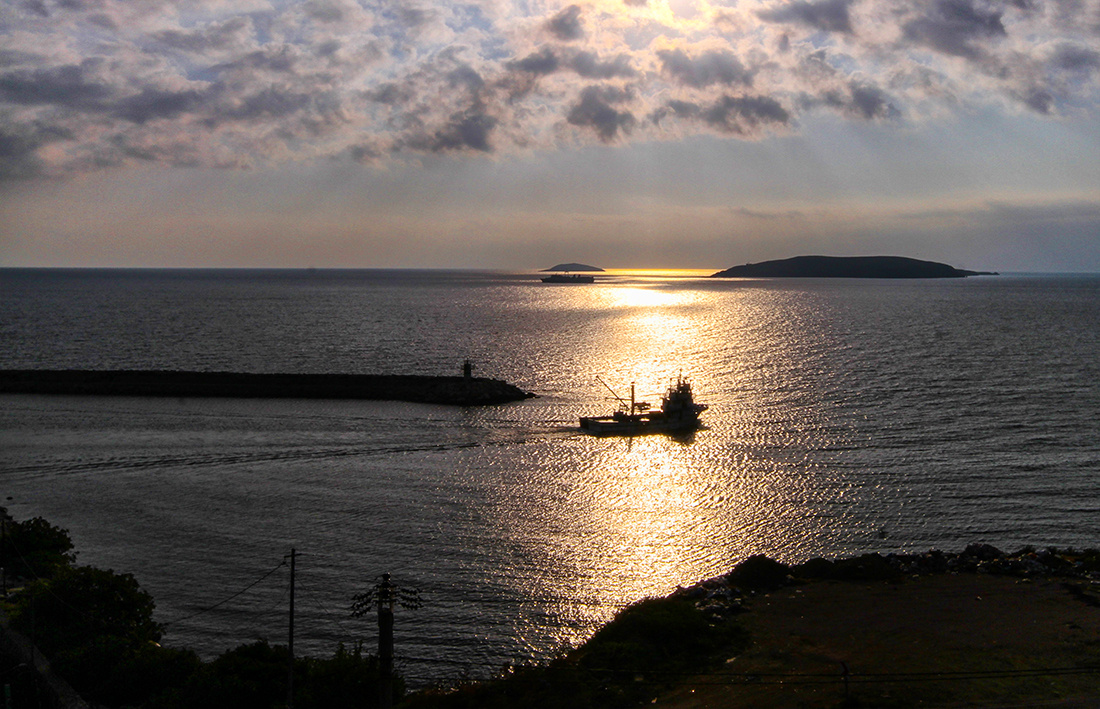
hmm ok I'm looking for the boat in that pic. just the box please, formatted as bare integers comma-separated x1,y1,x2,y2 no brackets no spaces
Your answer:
580,376,708,435
541,273,595,283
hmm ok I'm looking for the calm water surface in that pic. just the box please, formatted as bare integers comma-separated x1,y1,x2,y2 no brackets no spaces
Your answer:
1,268,1098,684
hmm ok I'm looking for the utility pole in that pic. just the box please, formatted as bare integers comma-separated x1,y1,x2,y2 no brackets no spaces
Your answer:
377,574,395,709
286,548,296,709
351,573,421,709
1,513,7,597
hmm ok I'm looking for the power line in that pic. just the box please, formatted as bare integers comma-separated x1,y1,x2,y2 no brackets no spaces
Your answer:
162,559,287,628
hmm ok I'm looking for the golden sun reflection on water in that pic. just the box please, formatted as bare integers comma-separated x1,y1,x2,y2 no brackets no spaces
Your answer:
580,437,709,589
508,281,865,654
524,431,745,653
601,285,697,309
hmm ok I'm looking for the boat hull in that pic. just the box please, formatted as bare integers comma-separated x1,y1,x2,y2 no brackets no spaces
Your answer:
579,413,703,436
541,274,595,283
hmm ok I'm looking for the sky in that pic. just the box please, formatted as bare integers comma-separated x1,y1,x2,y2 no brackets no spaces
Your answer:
1,0,1099,271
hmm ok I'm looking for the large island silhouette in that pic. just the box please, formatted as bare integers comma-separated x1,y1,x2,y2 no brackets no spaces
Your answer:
712,255,997,279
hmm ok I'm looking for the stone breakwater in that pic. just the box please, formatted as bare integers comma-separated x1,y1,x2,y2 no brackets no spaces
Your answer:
676,544,1100,621
0,369,536,406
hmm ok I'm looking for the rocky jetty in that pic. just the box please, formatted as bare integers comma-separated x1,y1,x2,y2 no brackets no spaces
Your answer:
0,369,536,406
677,544,1100,621
712,255,997,279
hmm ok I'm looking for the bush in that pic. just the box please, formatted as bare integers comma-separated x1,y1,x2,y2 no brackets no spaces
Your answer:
10,565,161,654
404,596,746,709
162,640,396,709
727,554,790,591
2,516,76,580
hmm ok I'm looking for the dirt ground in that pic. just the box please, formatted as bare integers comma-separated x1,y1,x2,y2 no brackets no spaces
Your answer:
657,573,1100,708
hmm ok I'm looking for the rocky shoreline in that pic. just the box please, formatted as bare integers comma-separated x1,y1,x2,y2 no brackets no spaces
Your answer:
678,543,1100,621
0,369,536,406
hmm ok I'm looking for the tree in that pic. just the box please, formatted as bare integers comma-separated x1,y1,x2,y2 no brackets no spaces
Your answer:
9,565,172,705
2,515,76,580
10,565,161,653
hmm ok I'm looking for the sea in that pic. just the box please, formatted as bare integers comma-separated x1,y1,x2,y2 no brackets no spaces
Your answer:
1,267,1098,686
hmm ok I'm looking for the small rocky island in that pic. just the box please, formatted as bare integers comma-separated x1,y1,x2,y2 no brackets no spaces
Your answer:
0,369,535,406
712,255,997,279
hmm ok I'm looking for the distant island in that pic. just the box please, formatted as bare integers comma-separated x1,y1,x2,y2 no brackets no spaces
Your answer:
542,263,604,272
711,255,998,279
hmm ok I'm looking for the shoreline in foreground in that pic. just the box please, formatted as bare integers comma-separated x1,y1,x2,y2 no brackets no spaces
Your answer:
411,545,1100,709
0,369,536,406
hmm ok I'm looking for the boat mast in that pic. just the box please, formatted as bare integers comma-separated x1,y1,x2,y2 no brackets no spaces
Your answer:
596,376,630,410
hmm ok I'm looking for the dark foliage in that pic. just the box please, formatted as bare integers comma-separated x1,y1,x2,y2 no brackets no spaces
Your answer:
2,515,76,580
157,640,398,709
7,564,181,705
10,565,161,653
727,554,790,590
404,596,746,709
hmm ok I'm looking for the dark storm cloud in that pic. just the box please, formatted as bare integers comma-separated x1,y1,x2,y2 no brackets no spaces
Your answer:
702,95,790,132
205,88,315,125
0,60,220,128
657,48,753,88
305,0,348,24
404,110,497,152
0,63,112,110
0,120,70,180
547,5,584,41
513,47,560,76
366,82,413,105
660,94,790,135
1051,43,1100,72
447,64,486,93
571,51,635,79
214,47,300,76
902,0,1007,60
817,81,899,119
508,47,634,80
567,85,634,141
1017,85,1055,113
848,83,897,119
20,1,49,17
115,86,208,124
151,17,252,53
757,0,856,34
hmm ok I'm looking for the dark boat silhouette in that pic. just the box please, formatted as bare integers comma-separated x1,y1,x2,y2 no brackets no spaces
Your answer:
580,376,707,435
541,273,595,283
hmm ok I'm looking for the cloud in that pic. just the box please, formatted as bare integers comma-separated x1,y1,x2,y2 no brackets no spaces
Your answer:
151,16,253,53
814,81,899,119
697,94,790,135
547,5,584,41
0,62,113,111
404,110,497,152
657,92,790,137
657,48,753,88
757,0,856,34
901,0,1008,60
0,0,1096,180
567,85,635,141
1050,43,1100,73
0,119,70,180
